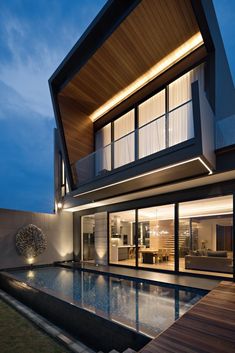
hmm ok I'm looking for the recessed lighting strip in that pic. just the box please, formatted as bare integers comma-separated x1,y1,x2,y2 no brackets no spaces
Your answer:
198,157,213,175
74,157,212,198
90,32,204,122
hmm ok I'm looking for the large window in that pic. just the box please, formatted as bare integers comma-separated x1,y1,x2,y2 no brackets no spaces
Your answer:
94,64,204,175
138,90,166,158
109,210,136,266
168,66,203,146
114,110,135,168
86,194,234,278
138,205,175,270
95,123,111,175
179,195,233,277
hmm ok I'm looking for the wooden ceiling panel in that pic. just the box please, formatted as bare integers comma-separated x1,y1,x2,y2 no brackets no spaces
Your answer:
60,0,201,119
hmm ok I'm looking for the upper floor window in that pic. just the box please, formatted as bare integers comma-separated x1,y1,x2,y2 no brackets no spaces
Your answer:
114,110,135,168
94,64,204,173
139,90,166,158
95,123,111,175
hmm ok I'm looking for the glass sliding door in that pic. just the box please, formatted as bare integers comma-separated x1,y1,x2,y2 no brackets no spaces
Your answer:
82,215,95,263
179,195,233,277
109,210,136,266
138,205,175,270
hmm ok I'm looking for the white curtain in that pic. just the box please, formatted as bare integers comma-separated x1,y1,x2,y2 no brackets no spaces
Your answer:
114,110,135,168
139,116,166,158
95,123,111,175
169,64,204,110
138,89,166,158
169,102,194,146
168,64,204,146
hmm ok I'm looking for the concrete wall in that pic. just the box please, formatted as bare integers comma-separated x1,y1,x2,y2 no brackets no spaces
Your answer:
0,208,73,269
94,212,108,265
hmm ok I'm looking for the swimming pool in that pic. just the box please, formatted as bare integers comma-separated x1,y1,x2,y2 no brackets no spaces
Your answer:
1,267,206,351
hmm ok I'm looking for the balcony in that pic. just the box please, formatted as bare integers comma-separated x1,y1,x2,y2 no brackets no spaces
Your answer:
76,100,194,184
72,81,215,201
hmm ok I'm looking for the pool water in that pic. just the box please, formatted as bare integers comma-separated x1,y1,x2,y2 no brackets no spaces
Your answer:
9,267,206,337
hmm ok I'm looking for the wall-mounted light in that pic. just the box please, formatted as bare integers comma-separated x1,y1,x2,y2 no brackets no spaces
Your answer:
27,257,34,265
57,202,63,210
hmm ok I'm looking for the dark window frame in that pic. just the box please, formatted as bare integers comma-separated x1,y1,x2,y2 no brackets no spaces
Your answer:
79,192,234,280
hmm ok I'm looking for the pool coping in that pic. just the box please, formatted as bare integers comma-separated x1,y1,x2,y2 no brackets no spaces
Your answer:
0,288,95,353
1,262,221,291
56,262,219,291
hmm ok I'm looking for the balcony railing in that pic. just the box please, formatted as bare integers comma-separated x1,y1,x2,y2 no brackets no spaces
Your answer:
75,100,194,185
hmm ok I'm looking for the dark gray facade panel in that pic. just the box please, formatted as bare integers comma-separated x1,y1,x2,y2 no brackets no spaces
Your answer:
74,179,235,217
199,0,235,120
73,213,81,262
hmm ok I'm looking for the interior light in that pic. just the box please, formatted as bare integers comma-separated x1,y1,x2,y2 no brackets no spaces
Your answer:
90,32,203,122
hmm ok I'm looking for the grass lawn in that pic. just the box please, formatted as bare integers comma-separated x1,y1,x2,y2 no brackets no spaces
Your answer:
0,299,70,353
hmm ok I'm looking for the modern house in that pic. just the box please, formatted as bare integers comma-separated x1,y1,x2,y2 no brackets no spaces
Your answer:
49,0,235,280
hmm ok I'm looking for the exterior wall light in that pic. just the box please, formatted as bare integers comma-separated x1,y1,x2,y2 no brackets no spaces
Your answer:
57,202,63,210
27,257,34,265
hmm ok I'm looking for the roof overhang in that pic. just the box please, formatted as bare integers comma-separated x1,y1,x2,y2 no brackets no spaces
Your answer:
49,0,215,191
55,0,205,122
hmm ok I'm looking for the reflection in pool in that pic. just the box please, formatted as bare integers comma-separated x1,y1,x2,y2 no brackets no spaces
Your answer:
10,267,206,338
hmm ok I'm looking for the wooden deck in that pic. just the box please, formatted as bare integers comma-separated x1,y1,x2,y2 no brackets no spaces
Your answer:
139,281,235,353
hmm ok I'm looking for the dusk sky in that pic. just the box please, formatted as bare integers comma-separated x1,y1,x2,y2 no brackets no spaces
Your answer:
0,0,234,214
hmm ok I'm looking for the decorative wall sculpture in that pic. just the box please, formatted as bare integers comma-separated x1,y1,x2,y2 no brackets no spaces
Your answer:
16,224,47,259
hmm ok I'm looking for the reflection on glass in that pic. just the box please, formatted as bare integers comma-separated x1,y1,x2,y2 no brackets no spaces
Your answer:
138,205,174,271
109,210,136,266
179,195,233,277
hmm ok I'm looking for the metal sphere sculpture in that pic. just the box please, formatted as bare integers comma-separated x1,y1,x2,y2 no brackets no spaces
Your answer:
16,224,47,259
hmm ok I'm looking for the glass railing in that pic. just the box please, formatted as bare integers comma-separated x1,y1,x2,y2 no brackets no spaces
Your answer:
75,100,194,186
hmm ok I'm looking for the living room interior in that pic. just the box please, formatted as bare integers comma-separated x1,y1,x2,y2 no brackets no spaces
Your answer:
105,195,233,277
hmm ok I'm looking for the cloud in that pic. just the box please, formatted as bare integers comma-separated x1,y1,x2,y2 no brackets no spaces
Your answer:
0,0,107,118
0,0,106,213
0,11,65,117
0,80,54,213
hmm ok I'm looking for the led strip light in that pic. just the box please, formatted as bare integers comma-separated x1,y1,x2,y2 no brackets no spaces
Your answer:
90,32,204,122
74,157,213,198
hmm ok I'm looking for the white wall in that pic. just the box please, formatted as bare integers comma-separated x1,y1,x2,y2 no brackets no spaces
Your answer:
0,208,73,269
